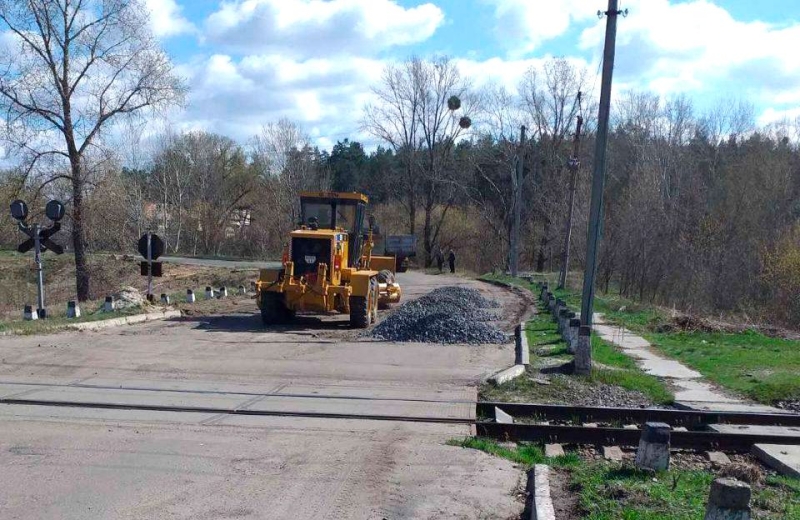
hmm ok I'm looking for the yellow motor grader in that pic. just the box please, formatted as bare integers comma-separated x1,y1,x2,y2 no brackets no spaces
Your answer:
256,192,402,328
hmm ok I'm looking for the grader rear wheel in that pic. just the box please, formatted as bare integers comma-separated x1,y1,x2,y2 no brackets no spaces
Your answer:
261,293,291,326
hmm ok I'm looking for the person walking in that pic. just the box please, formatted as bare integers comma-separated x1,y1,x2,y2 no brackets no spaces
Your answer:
448,249,456,274
435,248,444,273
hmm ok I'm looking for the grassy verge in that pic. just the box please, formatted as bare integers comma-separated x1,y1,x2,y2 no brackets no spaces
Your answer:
455,438,800,519
482,273,800,405
647,330,800,403
448,437,581,468
481,274,674,405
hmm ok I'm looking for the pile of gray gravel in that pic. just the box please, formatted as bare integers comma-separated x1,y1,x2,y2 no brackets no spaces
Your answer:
371,286,508,344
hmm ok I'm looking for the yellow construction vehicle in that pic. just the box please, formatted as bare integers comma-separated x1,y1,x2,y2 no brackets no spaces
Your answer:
255,191,402,328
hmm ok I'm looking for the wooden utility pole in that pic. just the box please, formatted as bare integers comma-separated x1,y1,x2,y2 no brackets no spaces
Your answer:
580,0,623,327
510,125,526,277
558,106,583,290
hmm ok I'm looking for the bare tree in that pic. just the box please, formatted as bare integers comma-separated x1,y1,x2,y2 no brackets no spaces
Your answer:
0,0,185,300
251,118,324,236
362,57,424,234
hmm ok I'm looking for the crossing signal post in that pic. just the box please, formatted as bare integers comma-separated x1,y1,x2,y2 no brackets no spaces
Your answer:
11,199,66,319
138,232,164,302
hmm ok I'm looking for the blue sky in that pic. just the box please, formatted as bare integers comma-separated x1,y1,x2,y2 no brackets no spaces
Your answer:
143,0,800,147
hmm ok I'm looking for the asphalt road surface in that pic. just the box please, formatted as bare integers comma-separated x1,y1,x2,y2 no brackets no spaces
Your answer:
0,272,531,519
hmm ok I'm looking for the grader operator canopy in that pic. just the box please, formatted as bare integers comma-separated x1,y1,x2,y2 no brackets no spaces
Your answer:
300,192,367,268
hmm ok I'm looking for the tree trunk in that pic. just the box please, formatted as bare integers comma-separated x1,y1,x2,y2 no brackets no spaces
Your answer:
71,170,91,301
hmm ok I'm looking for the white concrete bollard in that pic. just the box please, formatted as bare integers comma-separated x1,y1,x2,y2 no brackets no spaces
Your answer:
186,289,196,303
562,312,576,341
66,300,81,319
160,293,170,305
250,281,257,292
103,296,115,312
567,318,581,353
219,286,228,298
205,286,214,300
23,305,38,321
574,326,592,375
557,308,569,333
238,285,246,295
635,422,671,471
704,478,751,520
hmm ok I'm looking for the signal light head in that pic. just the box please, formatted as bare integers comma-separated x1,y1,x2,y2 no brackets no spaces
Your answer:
45,200,65,222
10,199,28,221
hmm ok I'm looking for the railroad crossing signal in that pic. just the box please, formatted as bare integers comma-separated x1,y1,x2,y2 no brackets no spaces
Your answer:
138,233,165,301
10,199,66,319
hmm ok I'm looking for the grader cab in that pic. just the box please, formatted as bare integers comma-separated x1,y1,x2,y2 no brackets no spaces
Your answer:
256,192,402,328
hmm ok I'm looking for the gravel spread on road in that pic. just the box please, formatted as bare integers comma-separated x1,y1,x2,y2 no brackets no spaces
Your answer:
371,286,508,344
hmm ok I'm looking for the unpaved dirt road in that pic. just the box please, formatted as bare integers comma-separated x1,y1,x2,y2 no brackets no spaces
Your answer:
0,272,530,519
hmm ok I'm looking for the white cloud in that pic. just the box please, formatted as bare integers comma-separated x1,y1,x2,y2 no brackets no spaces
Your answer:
145,0,195,38
204,0,444,57
174,53,385,143
483,0,595,55
578,0,800,113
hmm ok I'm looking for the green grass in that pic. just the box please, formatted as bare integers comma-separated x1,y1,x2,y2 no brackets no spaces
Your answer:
480,273,673,405
646,330,800,403
456,438,800,519
448,437,580,468
482,273,800,405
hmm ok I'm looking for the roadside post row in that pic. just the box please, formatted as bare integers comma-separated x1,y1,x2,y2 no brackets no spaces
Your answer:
22,285,252,321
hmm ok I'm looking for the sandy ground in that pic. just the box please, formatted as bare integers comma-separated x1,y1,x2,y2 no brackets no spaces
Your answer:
0,271,529,520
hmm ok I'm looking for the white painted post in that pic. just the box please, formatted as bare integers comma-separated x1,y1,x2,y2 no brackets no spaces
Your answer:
635,422,671,471
66,300,81,319
23,305,38,321
160,293,170,305
567,318,581,353
205,286,214,300
238,285,246,295
186,289,196,303
219,286,228,298
103,296,115,312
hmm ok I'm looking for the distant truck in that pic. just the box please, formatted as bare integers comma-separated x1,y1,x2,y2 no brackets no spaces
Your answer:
384,234,416,272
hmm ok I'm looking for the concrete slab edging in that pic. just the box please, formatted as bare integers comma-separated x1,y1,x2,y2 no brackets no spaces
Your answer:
752,444,800,478
69,309,182,332
486,364,526,385
527,464,556,520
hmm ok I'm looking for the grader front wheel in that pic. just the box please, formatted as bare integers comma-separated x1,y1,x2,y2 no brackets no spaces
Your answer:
349,295,369,328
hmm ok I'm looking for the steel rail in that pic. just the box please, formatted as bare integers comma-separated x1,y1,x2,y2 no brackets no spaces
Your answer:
477,422,800,452
0,380,475,405
0,398,474,425
477,402,800,427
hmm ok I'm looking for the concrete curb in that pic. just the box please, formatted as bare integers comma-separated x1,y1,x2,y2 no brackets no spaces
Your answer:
528,464,556,520
516,322,531,365
487,364,526,385
68,309,182,332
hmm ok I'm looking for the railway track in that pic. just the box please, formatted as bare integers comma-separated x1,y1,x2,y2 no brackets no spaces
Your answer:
476,401,800,452
2,391,798,451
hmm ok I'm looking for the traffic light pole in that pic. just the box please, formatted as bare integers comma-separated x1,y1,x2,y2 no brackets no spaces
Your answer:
33,223,46,318
146,231,153,302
